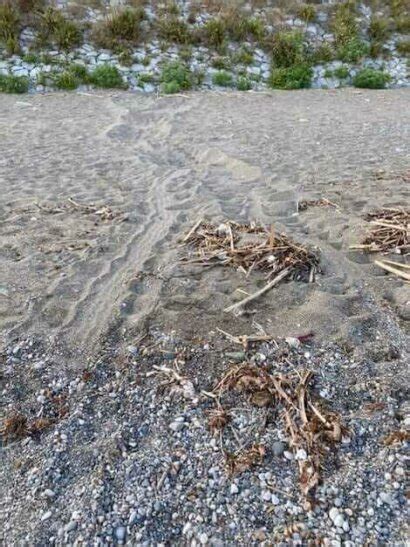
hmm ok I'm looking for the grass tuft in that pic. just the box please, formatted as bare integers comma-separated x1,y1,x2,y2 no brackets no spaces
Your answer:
92,7,144,51
0,73,29,93
90,64,126,88
212,70,233,87
0,3,21,55
160,60,192,93
353,68,390,89
269,64,312,90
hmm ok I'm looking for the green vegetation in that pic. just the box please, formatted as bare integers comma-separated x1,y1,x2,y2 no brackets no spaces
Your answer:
396,40,410,55
368,17,391,42
0,73,29,93
202,18,226,48
36,7,82,50
0,4,20,55
157,16,191,44
333,66,350,79
89,64,126,88
296,4,316,23
212,70,233,87
211,56,231,70
22,52,40,64
331,1,359,47
395,15,410,33
337,37,369,63
269,64,312,90
53,70,78,90
232,47,254,66
353,68,390,89
237,76,252,91
271,30,307,68
160,61,192,93
311,43,335,63
92,8,144,51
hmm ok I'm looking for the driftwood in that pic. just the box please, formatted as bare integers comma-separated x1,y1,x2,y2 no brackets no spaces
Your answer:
351,208,409,254
224,268,290,313
375,260,410,281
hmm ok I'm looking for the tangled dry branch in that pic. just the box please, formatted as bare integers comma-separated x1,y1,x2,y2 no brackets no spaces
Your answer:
210,363,343,497
352,208,409,255
181,220,320,283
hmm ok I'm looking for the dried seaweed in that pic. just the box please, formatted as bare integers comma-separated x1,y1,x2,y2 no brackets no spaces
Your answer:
351,208,409,255
212,363,343,497
36,197,126,222
383,430,410,446
182,220,320,283
0,412,54,443
225,443,266,475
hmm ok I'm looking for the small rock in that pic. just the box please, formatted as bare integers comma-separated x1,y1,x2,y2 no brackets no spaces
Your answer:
115,526,126,542
272,441,286,457
230,484,239,495
41,511,52,522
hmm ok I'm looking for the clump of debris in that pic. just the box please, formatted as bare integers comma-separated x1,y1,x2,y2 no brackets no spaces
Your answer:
208,363,344,498
354,208,409,255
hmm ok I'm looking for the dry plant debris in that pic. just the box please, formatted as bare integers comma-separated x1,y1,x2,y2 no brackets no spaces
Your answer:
182,219,320,283
147,365,198,403
383,430,410,446
210,363,343,497
298,198,338,211
0,412,53,444
374,259,410,282
225,444,266,475
351,208,409,255
36,197,126,222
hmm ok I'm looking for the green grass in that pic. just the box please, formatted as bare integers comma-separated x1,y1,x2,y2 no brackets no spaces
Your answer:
202,18,226,48
89,64,126,88
331,1,359,47
160,61,192,93
296,4,316,23
333,66,350,79
232,47,254,66
53,70,78,90
396,40,410,55
311,43,335,64
271,30,307,68
0,73,29,93
395,15,410,33
269,64,312,90
156,16,191,44
91,7,144,50
212,70,233,87
36,7,82,50
237,76,252,91
353,68,391,89
211,56,231,70
368,17,391,42
22,52,40,64
0,4,21,55
337,38,369,62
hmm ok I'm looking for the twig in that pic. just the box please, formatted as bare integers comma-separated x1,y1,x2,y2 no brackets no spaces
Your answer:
224,268,290,313
375,260,410,281
182,218,203,243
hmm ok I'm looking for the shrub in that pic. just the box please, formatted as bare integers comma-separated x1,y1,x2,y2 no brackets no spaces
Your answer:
271,30,307,68
92,8,144,50
395,15,410,33
90,65,126,88
311,43,335,63
22,52,40,64
211,56,231,70
36,7,82,50
333,66,350,79
68,63,89,82
212,70,234,87
203,18,226,48
157,16,191,44
297,4,316,23
232,47,254,65
396,40,410,55
54,70,78,90
368,17,391,42
331,1,358,47
337,37,369,62
160,61,192,93
269,64,312,89
0,73,29,93
353,68,390,89
237,76,252,91
0,4,20,55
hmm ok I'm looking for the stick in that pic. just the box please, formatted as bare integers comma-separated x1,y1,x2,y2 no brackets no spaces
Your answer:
379,259,410,270
182,218,203,243
374,260,410,281
224,268,290,313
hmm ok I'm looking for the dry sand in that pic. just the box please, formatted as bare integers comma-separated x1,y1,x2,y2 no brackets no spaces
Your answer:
0,89,408,356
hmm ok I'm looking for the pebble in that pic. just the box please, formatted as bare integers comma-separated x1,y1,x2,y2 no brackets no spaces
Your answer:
272,441,286,457
230,484,239,495
115,526,126,542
